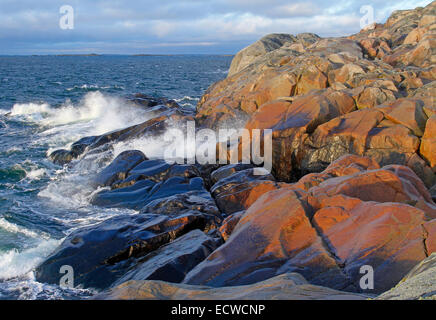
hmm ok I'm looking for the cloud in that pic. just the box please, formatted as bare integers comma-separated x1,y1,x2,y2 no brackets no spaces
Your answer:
0,0,433,54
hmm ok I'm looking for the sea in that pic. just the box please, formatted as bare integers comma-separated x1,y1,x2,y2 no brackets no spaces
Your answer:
0,54,232,299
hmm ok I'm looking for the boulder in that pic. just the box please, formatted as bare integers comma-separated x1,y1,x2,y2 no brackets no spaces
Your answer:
91,176,209,211
183,189,352,291
210,163,254,184
245,90,356,180
219,211,244,241
384,98,428,137
302,109,385,172
48,149,75,166
312,196,436,292
93,150,147,188
228,33,297,76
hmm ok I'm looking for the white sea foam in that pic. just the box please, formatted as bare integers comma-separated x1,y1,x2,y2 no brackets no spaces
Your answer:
112,134,167,160
10,91,154,154
25,168,47,181
174,96,199,102
66,84,124,91
11,91,148,134
0,273,95,300
0,218,50,239
10,102,51,117
0,238,61,280
5,146,23,154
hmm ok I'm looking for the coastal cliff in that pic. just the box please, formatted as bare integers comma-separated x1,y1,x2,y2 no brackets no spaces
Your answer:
37,1,436,300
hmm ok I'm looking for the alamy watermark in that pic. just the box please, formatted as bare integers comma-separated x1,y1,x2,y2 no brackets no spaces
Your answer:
59,265,74,289
360,5,375,29
163,121,272,175
359,265,374,290
59,5,74,30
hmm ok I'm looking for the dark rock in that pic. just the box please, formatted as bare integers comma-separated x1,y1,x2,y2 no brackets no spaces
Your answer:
93,150,147,188
112,159,172,189
49,136,99,165
210,163,254,184
430,184,436,202
91,175,211,212
91,179,156,209
112,229,222,285
128,93,180,110
48,149,75,166
35,213,215,290
141,190,220,219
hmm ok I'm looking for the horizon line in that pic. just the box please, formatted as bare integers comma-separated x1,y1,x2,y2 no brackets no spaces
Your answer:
0,53,236,57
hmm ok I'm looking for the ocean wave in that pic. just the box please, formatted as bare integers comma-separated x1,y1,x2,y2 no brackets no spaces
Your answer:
66,84,124,92
0,165,27,182
0,238,61,280
25,168,47,181
10,91,153,151
208,68,229,74
4,147,23,154
0,274,95,300
174,95,200,103
0,218,50,240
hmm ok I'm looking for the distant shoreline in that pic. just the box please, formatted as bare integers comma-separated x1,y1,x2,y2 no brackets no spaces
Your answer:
0,53,235,57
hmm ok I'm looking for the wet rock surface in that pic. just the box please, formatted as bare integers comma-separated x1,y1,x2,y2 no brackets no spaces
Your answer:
112,229,222,286
35,213,219,290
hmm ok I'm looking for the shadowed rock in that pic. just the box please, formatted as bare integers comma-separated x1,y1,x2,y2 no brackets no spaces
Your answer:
377,253,436,300
112,229,222,286
35,213,217,290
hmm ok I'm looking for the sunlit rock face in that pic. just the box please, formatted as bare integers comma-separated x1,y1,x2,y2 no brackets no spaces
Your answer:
196,1,436,190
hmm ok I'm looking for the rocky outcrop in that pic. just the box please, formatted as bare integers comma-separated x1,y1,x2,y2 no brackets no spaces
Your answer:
183,155,436,294
98,273,367,300
228,33,320,77
35,213,221,290
196,1,436,192
48,94,193,165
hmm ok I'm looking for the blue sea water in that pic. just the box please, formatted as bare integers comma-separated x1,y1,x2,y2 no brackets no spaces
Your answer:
0,55,232,299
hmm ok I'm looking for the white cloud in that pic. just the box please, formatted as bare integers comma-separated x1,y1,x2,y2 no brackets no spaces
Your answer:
0,0,433,54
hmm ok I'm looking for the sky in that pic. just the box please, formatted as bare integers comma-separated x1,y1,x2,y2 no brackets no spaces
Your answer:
0,0,433,55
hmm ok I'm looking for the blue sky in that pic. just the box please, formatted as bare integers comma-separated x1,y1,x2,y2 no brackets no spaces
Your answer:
0,0,432,55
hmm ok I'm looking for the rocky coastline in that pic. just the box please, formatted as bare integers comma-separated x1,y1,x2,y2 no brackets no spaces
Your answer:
37,2,436,300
